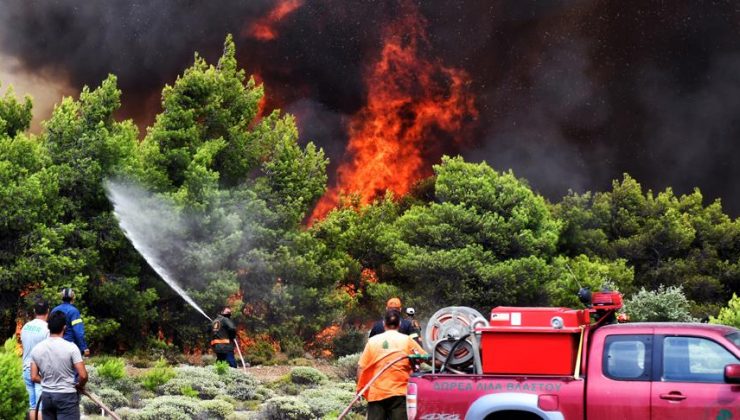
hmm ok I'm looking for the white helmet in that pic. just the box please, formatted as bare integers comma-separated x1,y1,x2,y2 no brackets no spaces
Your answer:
405,307,415,316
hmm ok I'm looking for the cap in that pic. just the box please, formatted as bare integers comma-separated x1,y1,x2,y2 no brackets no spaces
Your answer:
386,297,401,309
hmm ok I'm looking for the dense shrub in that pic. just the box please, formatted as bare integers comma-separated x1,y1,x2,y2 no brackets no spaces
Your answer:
160,376,225,399
95,357,127,381
134,395,202,419
710,293,740,328
245,341,276,365
198,399,235,419
625,285,698,322
335,353,361,381
225,375,260,401
141,359,176,392
289,367,327,385
332,328,366,357
280,336,305,359
261,396,316,420
299,386,356,418
0,338,27,420
82,388,129,414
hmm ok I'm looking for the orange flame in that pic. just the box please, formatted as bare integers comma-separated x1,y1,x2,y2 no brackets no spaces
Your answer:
247,0,304,41
311,1,477,220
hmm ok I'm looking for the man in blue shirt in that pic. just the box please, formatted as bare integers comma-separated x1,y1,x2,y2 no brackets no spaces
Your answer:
52,288,90,357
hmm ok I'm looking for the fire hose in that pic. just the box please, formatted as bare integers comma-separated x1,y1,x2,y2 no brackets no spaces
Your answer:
337,352,431,420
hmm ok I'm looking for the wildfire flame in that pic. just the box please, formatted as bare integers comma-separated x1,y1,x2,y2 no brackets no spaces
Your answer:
310,1,477,220
247,0,304,41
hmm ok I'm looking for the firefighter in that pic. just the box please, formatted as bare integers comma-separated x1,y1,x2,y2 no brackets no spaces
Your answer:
52,288,90,357
369,298,415,340
357,309,426,420
211,306,237,368
404,307,422,345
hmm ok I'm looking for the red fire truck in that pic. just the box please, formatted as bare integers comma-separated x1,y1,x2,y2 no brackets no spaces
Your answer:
407,292,740,420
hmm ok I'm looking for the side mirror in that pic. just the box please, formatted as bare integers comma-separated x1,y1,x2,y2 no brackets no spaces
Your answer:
725,364,740,384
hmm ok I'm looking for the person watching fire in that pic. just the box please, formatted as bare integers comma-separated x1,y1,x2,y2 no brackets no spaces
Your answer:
357,309,426,420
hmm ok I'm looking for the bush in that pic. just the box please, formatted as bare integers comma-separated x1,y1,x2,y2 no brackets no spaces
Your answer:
299,386,356,418
225,374,260,401
95,357,127,381
289,367,327,385
280,336,305,359
160,376,225,399
134,395,202,420
245,341,276,365
140,359,176,392
199,399,235,419
180,385,199,398
335,353,361,381
710,293,740,328
332,328,366,357
214,360,229,376
146,338,179,363
0,338,27,420
82,388,129,414
624,285,698,322
261,396,316,420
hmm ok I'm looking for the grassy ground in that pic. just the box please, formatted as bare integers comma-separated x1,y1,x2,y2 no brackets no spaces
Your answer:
80,353,363,420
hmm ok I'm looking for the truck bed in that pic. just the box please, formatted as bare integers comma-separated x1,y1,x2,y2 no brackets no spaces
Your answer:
410,373,585,420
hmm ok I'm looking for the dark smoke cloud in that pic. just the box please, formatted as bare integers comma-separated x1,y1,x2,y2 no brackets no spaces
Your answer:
2,1,740,214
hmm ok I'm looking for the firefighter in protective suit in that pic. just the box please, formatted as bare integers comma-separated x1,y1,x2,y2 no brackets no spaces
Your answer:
211,306,237,368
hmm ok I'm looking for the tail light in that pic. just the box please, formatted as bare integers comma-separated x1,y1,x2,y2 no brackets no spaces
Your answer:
407,382,418,420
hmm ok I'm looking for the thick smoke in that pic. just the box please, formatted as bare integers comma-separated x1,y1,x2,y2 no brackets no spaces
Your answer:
3,1,740,214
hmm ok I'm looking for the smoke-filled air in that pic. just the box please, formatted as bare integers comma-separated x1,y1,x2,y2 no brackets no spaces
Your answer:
105,180,212,322
1,1,739,419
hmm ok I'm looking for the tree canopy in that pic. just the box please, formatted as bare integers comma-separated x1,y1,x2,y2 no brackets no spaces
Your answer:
1,35,738,354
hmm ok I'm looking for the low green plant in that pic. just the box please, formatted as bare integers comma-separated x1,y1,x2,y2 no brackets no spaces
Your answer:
214,360,229,376
261,396,316,420
0,338,27,420
199,399,235,419
710,293,740,328
180,385,198,398
289,366,327,385
299,386,356,418
96,357,127,381
335,353,361,381
140,359,176,392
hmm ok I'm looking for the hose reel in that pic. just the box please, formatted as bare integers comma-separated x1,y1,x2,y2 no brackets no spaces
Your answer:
423,306,488,373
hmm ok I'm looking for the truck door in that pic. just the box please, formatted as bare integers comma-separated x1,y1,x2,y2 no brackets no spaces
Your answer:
651,335,739,419
587,334,653,419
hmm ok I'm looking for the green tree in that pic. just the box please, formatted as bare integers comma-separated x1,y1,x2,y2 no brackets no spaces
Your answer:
624,285,697,322
0,338,27,420
710,293,740,328
554,175,740,319
383,156,561,312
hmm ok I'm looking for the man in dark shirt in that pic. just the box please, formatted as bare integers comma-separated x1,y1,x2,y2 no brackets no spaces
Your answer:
211,306,237,368
369,298,416,340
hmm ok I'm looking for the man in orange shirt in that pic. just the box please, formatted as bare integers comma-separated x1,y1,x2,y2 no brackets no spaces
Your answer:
357,309,426,420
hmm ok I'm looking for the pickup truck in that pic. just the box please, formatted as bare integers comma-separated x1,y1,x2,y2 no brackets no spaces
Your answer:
407,322,740,420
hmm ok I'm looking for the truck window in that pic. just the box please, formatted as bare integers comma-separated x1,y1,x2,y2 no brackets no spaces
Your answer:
662,336,739,383
603,335,651,381
727,332,740,349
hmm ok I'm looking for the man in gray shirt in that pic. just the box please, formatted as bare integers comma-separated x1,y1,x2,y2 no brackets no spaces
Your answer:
31,310,88,420
20,300,49,420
